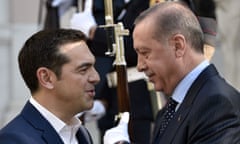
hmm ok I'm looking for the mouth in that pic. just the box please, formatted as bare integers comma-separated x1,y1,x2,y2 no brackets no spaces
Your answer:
145,72,154,82
86,89,95,98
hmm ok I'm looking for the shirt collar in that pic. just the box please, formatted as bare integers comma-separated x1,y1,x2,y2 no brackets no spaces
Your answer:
172,60,210,104
29,97,82,133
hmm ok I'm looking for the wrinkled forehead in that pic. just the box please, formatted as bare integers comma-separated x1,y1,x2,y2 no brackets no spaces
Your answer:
133,19,156,48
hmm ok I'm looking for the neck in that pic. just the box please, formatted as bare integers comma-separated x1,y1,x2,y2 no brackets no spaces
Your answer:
33,92,75,124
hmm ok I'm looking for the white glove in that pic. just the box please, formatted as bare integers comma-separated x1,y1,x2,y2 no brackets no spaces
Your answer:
51,0,74,16
70,0,96,37
84,100,106,122
103,112,130,144
51,0,69,7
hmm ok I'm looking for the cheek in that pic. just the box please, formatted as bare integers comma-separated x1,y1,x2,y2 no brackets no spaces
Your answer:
147,57,162,71
149,58,168,80
64,77,86,95
68,75,86,87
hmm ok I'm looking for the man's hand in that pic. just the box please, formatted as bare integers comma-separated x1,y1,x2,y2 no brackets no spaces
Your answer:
70,0,96,37
104,112,130,144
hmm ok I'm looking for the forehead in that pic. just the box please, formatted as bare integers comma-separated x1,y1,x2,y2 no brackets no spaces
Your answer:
60,41,95,62
133,20,155,50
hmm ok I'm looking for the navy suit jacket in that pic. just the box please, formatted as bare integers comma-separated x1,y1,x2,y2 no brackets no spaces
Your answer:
0,102,91,144
152,64,240,144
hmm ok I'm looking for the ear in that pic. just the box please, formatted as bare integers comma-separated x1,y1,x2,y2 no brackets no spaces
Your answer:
172,34,186,58
36,67,56,89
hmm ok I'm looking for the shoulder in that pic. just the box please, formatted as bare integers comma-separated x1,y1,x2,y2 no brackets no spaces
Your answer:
0,116,34,144
0,131,36,144
184,70,240,143
192,65,240,114
0,114,35,135
0,105,44,142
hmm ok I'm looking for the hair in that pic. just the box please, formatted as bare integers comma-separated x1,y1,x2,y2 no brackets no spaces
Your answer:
18,29,87,94
134,2,204,53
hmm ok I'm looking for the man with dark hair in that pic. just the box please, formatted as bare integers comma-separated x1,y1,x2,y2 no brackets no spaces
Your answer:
0,29,100,144
104,2,240,144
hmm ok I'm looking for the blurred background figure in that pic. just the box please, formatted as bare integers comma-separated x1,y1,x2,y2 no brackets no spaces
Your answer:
181,0,240,91
180,0,240,91
40,0,78,30
180,0,217,61
71,0,156,143
214,0,240,91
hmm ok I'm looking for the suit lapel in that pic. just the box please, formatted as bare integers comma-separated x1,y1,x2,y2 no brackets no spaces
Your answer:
21,102,64,144
42,129,64,144
152,106,166,141
76,126,93,144
154,65,219,144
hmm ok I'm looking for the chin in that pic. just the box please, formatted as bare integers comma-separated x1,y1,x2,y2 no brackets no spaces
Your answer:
89,101,94,109
153,84,163,91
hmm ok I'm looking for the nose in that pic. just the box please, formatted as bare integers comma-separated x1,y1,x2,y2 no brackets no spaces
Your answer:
137,56,147,72
89,68,100,85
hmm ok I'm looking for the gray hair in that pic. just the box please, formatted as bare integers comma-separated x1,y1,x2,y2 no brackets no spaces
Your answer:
134,2,204,53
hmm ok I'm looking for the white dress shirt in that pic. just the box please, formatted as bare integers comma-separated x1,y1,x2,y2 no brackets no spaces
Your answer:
29,97,82,144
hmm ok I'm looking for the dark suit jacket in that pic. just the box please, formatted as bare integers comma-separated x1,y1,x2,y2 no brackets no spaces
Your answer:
0,102,92,144
152,64,240,144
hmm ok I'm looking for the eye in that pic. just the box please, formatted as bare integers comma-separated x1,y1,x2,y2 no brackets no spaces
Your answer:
140,51,149,59
136,48,150,59
75,69,85,75
75,65,90,75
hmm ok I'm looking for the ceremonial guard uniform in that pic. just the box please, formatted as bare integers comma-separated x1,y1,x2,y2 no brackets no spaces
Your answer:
89,0,154,143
